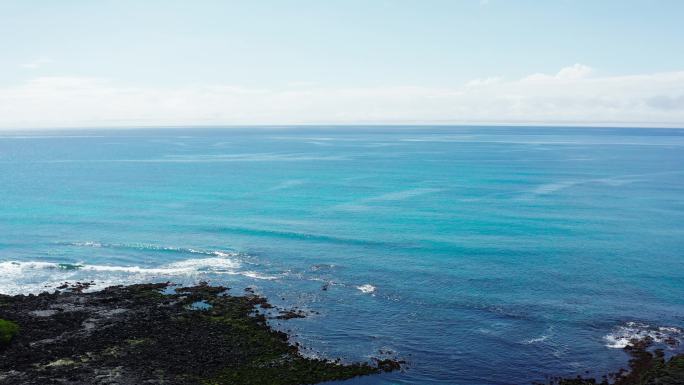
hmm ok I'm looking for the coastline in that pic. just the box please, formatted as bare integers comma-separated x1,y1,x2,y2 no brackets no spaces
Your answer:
0,282,402,385
542,339,684,385
1,282,682,384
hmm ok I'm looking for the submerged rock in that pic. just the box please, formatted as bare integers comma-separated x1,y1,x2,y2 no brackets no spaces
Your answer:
0,282,401,385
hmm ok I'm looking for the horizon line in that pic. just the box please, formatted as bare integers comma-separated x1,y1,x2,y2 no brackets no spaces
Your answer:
1,121,684,133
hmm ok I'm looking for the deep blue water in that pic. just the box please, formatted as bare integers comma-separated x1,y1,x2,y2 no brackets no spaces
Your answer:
1,126,683,384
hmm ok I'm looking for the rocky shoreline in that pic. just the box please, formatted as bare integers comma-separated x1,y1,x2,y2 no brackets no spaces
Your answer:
0,282,402,385
1,281,682,385
543,338,684,385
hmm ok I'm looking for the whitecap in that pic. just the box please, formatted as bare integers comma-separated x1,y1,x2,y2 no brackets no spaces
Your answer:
357,284,376,294
209,251,237,258
70,241,103,247
522,326,554,345
523,334,551,344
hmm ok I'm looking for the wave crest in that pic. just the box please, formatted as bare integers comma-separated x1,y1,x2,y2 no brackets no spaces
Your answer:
65,241,238,258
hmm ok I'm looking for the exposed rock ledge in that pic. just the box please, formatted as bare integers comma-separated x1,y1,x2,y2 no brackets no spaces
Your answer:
542,337,683,385
0,282,402,385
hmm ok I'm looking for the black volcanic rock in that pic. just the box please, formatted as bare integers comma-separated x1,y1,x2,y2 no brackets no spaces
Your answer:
0,282,401,385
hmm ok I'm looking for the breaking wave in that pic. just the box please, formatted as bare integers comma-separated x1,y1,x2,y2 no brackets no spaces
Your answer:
356,284,377,294
604,322,682,349
0,255,279,295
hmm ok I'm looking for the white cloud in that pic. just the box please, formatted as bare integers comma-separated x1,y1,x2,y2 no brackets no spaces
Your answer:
556,63,593,80
21,57,54,70
0,65,683,129
522,63,594,82
465,77,502,87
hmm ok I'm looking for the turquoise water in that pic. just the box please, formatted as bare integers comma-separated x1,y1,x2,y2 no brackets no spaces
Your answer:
1,126,683,384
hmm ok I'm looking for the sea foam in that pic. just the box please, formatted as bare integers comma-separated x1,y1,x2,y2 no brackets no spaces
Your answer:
356,284,376,294
604,322,682,349
0,254,278,295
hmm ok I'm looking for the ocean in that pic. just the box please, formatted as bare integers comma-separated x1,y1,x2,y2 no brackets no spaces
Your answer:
1,126,683,384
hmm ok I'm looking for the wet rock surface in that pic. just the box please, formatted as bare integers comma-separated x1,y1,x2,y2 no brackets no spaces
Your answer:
542,338,684,385
0,282,400,385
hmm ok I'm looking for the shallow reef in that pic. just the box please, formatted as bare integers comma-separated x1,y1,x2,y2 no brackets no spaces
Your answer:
0,282,401,385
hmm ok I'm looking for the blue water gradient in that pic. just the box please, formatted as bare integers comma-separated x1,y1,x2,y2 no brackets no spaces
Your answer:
1,127,683,384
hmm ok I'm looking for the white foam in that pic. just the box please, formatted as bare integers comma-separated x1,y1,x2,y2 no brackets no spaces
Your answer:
166,257,241,271
524,335,550,344
0,255,279,295
522,327,554,344
71,241,103,247
68,242,243,262
604,322,683,349
357,284,376,294
68,242,238,258
231,271,279,280
0,261,58,274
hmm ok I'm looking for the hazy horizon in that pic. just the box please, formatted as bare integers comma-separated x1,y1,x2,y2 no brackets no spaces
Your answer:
1,0,683,129
3,123,684,134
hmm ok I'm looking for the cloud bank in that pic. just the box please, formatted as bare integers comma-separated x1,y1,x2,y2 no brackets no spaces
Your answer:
1,64,683,129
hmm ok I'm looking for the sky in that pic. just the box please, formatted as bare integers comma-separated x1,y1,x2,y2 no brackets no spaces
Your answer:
1,0,683,129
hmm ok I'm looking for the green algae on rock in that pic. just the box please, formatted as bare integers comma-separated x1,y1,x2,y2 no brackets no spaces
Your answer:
0,282,400,385
0,319,19,346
